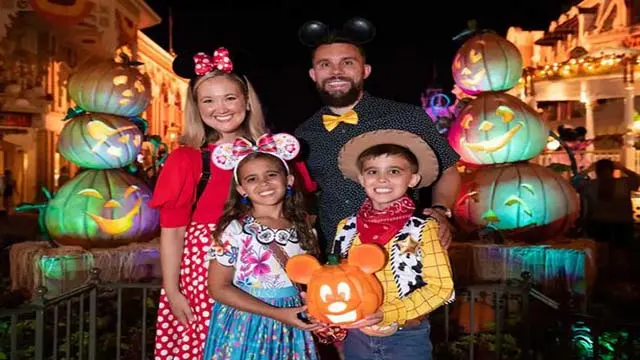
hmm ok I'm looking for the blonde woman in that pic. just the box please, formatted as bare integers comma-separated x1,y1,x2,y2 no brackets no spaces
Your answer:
149,48,268,360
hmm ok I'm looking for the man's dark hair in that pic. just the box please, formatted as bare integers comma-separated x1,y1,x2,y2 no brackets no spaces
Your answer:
310,34,367,62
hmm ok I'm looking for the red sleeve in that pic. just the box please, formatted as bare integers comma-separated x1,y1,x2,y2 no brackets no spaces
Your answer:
293,160,317,193
149,147,200,228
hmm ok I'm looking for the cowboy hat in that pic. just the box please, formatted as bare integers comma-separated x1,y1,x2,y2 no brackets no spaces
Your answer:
338,129,440,188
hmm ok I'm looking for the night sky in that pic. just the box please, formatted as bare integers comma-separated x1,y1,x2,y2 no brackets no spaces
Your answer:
142,0,575,132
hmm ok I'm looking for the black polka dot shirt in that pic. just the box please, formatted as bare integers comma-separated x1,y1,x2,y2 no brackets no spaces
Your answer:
295,92,461,246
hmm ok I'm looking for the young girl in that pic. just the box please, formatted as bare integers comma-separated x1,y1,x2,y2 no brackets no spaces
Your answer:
149,48,267,360
203,133,321,359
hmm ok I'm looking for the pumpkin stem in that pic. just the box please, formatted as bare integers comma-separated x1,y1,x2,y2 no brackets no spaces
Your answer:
119,52,144,67
326,254,340,265
63,106,86,121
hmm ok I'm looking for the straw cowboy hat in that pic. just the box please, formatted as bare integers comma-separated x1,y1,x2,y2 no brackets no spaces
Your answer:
338,129,440,189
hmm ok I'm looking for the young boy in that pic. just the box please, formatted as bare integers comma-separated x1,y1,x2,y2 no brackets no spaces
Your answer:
332,129,455,360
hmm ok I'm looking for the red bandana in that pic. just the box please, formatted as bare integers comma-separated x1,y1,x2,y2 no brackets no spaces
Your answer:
356,195,416,246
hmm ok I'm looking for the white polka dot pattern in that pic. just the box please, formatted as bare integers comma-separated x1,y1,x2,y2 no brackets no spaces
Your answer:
153,222,215,360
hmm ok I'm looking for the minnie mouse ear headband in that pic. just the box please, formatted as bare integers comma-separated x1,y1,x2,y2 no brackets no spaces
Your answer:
298,17,376,48
212,133,301,182
172,47,246,83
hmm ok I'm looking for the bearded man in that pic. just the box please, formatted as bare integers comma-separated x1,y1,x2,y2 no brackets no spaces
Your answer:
295,34,461,251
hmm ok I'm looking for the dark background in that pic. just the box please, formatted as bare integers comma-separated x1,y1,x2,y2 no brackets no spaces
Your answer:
142,0,575,132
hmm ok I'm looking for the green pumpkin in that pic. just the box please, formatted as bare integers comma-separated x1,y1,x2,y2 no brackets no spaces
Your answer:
58,113,142,169
44,169,159,249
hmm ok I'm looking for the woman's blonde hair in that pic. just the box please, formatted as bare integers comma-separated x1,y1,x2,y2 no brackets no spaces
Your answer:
181,71,266,148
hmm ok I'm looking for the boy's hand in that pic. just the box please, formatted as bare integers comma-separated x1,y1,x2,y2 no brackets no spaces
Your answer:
341,310,383,329
423,208,453,249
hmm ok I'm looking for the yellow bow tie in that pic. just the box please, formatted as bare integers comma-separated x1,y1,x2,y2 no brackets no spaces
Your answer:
322,110,359,132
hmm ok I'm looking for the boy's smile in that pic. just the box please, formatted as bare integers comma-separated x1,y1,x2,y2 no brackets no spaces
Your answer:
357,154,421,210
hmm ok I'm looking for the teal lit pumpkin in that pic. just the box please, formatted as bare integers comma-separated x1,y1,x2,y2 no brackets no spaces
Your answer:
68,55,151,117
448,92,549,165
44,169,159,249
58,113,142,169
453,163,579,241
452,32,523,95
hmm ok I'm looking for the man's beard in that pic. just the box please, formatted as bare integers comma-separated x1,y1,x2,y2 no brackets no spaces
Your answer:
316,77,363,108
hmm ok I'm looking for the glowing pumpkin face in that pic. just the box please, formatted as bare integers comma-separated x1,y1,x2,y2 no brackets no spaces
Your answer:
452,33,523,96
44,169,159,249
68,55,151,117
448,92,549,165
453,163,579,241
58,113,143,169
286,244,385,325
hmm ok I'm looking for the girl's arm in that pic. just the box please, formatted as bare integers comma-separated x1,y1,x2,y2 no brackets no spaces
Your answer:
160,226,194,324
207,260,322,331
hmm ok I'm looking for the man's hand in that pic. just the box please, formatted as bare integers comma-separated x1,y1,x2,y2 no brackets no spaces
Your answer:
423,207,453,249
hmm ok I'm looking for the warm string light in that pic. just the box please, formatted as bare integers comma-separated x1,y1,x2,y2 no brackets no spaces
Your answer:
527,54,634,81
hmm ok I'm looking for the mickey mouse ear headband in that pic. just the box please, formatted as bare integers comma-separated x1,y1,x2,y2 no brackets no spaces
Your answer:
212,133,301,182
298,17,376,48
172,47,241,80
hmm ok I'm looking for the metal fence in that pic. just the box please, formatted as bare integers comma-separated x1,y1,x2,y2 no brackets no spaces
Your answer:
1,270,638,360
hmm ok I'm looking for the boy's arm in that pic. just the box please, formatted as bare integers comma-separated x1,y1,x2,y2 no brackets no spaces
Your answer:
380,219,454,326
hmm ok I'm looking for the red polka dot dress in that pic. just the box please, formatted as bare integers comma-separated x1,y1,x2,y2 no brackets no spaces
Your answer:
149,143,316,360
149,144,232,360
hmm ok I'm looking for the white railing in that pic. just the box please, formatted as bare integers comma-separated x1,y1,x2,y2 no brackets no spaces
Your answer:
533,150,623,170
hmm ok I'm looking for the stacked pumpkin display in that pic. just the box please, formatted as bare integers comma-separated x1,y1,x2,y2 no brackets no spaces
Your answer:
448,33,579,241
44,54,160,249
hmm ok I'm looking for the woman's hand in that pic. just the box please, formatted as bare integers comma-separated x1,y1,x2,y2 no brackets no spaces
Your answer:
341,310,383,329
271,306,325,331
166,291,194,325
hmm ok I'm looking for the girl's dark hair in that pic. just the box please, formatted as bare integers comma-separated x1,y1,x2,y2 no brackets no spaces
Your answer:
212,152,319,257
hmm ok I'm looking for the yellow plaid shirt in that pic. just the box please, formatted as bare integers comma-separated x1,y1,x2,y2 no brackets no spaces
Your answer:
344,218,454,326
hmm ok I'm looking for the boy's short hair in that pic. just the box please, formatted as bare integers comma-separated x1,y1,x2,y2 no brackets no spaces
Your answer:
357,144,419,173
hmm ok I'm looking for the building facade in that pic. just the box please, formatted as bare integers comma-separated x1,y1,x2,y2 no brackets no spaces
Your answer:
0,0,187,207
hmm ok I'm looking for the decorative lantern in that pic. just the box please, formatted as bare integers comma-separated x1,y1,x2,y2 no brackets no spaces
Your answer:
44,169,159,249
286,244,385,325
453,163,579,241
448,92,549,165
452,32,523,95
67,54,151,117
58,113,143,169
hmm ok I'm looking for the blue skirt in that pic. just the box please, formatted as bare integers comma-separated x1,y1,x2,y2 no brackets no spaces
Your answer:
202,285,318,360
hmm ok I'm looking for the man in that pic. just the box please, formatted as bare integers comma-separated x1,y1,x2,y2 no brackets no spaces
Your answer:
295,37,461,251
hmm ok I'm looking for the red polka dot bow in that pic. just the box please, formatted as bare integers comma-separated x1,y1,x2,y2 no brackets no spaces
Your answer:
193,47,234,76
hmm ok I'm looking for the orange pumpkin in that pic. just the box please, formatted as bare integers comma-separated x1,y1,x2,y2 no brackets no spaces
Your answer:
456,296,495,333
286,244,385,325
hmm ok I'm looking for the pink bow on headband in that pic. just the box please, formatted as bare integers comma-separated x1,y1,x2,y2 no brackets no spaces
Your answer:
232,134,278,158
193,47,233,76
211,133,301,174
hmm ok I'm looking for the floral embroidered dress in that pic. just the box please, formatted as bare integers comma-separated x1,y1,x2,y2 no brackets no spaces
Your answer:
202,216,318,360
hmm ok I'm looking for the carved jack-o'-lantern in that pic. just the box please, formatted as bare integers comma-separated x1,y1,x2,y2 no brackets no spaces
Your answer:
452,32,523,95
448,92,549,165
454,163,579,241
58,113,142,169
286,244,385,325
44,169,159,249
68,55,151,117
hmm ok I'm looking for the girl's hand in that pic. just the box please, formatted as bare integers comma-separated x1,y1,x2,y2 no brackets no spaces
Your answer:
342,310,383,329
272,306,325,331
166,291,195,325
